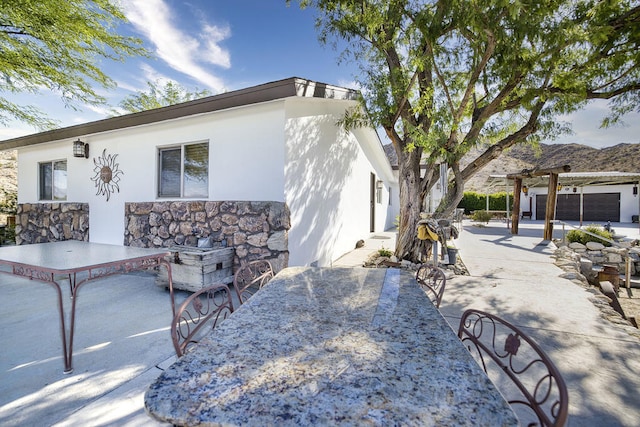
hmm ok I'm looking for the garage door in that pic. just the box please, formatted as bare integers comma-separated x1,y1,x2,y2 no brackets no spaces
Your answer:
583,193,620,222
536,194,580,221
535,192,620,222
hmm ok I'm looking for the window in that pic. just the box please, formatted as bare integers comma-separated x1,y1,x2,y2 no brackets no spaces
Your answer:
39,160,67,200
158,142,209,198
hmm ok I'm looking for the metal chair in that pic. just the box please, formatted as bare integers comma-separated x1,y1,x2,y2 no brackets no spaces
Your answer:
171,283,234,357
457,309,569,427
415,264,447,308
233,259,274,304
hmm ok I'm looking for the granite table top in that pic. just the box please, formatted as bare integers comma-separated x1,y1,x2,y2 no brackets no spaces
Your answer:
0,240,170,273
145,266,518,426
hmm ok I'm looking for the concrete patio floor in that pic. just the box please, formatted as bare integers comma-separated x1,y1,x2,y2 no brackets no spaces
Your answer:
1,219,639,426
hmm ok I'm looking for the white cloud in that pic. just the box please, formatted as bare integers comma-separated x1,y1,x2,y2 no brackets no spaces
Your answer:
0,126,31,140
121,0,230,92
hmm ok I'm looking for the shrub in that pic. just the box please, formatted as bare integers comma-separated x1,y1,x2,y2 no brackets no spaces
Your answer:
458,191,513,214
471,210,493,223
566,224,613,246
378,246,394,257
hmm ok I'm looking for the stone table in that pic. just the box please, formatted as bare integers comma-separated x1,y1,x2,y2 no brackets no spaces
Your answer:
145,267,517,426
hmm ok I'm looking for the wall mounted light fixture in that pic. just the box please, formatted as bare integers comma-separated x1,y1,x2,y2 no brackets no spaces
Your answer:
522,185,528,195
73,139,89,158
634,186,638,196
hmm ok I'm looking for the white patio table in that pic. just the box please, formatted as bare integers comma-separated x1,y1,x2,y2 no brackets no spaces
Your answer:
0,240,174,374
145,266,518,426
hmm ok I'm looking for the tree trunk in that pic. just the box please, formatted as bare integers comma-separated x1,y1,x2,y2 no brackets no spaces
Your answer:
395,148,428,262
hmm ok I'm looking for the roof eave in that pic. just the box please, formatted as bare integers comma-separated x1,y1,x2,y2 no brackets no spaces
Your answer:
0,77,359,150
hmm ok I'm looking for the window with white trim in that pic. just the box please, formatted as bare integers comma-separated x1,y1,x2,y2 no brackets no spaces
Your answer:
39,160,67,200
158,142,209,198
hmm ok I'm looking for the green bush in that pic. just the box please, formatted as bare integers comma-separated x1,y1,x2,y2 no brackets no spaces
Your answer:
378,246,394,257
566,225,613,246
471,210,493,223
1,225,14,246
458,191,513,214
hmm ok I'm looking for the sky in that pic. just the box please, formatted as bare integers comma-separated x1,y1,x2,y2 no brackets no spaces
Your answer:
1,0,638,149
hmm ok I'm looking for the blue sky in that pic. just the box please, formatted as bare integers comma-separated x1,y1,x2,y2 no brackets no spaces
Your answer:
1,0,638,149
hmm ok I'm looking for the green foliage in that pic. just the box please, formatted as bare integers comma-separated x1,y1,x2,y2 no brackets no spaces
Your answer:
378,245,394,257
295,0,640,261
112,80,213,115
471,210,493,223
1,224,15,245
566,225,613,247
458,191,513,214
0,0,147,129
0,189,16,215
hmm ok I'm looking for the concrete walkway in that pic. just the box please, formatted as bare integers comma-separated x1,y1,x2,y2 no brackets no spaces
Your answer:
438,220,640,427
1,220,639,426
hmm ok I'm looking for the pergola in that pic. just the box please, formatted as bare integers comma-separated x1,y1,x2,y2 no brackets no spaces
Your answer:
484,168,640,239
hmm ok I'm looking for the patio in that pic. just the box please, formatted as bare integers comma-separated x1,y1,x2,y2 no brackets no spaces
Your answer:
1,220,640,426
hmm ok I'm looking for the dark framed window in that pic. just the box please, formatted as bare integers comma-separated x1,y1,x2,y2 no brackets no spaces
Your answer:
39,160,67,200
158,142,209,198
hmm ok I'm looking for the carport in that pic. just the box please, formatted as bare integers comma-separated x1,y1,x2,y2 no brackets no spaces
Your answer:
485,170,640,238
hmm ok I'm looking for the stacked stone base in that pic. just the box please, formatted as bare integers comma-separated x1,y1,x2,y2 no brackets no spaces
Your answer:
15,203,89,245
568,241,640,276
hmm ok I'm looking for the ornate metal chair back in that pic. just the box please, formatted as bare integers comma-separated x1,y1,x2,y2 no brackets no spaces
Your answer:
457,309,569,427
233,260,275,304
171,283,234,357
415,264,447,308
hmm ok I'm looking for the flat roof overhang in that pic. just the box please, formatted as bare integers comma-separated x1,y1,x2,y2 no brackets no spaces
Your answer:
485,171,640,193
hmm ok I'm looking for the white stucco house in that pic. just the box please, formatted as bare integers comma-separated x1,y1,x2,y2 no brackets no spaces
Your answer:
0,78,399,268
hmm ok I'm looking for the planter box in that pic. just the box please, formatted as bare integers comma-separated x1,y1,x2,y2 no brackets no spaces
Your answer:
156,246,235,292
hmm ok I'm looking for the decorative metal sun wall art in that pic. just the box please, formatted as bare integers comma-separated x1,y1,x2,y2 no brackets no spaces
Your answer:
91,149,124,201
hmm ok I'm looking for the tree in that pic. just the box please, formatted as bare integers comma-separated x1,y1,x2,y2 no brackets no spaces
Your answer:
0,0,146,130
112,80,212,115
296,0,640,262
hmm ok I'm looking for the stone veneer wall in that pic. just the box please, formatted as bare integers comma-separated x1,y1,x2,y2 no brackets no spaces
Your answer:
124,201,290,272
15,203,89,245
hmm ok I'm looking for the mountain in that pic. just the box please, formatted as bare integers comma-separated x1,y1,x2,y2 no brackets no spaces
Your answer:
507,143,640,173
0,150,17,195
466,142,640,191
384,142,640,192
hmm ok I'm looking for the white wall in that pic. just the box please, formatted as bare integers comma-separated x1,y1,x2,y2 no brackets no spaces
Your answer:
17,102,286,245
284,98,395,266
16,95,397,263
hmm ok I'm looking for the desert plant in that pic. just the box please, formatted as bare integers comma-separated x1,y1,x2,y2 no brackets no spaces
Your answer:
471,210,493,223
378,246,394,257
566,225,613,246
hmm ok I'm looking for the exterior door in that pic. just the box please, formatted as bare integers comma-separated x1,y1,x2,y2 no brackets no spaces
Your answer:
370,173,376,232
536,194,580,220
535,192,620,222
583,193,620,222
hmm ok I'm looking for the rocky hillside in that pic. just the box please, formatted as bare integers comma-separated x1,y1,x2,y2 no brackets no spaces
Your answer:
385,142,640,192
0,150,17,195
464,142,640,191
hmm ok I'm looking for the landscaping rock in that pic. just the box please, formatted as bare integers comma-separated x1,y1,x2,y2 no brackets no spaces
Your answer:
586,241,606,250
569,242,586,250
